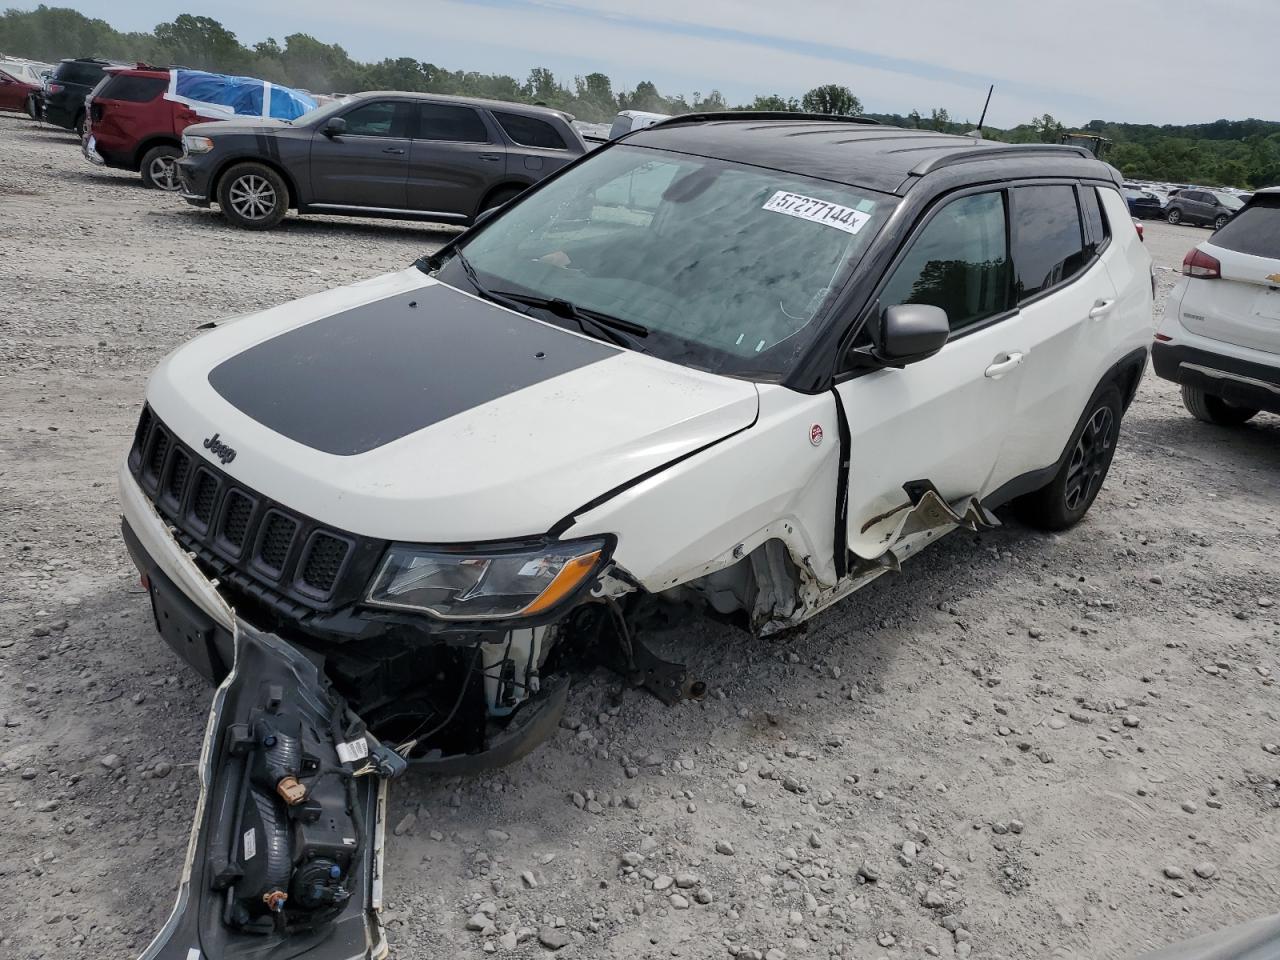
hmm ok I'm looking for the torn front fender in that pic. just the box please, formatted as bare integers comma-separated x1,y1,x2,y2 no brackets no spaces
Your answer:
139,621,394,960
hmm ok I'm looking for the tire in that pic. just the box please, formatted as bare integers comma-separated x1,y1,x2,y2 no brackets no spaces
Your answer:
1014,386,1123,531
217,162,289,230
1165,207,1182,225
1180,384,1259,425
24,94,38,119
139,145,183,191
73,111,85,137
1213,214,1228,231
479,185,524,214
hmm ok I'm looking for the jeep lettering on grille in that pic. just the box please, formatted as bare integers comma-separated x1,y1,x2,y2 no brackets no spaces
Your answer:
203,433,237,465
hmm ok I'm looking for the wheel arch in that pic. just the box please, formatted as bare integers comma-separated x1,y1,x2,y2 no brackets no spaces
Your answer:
211,156,299,210
983,346,1150,511
131,136,182,171
475,179,532,217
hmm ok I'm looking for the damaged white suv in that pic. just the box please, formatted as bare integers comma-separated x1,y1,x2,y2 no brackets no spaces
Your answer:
121,114,1153,959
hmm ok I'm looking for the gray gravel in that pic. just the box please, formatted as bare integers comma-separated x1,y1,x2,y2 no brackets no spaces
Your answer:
2,113,1280,959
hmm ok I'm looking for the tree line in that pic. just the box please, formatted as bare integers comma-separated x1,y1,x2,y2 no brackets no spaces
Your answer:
3,5,1275,187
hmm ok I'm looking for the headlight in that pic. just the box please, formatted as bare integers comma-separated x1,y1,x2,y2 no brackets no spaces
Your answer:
182,135,214,155
366,538,609,620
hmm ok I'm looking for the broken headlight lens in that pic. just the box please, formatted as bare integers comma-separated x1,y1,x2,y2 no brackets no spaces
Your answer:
366,538,608,620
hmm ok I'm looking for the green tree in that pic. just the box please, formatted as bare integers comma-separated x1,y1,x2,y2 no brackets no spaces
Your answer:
1030,113,1064,143
928,107,950,131
525,67,559,103
746,94,799,111
153,15,248,72
801,84,861,116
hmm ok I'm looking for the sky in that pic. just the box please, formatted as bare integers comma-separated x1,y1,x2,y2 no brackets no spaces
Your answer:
57,0,1277,128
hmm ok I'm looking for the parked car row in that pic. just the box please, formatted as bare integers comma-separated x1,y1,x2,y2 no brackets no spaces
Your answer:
12,54,593,229
82,64,316,190
1123,179,1250,229
0,55,53,117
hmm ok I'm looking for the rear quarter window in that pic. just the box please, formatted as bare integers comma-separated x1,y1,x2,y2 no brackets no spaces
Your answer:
493,111,567,149
98,75,166,103
1209,198,1280,259
1081,186,1110,254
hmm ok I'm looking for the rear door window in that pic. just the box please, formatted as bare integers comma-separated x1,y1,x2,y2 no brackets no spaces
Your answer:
878,191,1012,332
1209,198,1280,258
1011,185,1086,301
493,111,567,149
98,74,166,102
340,100,412,138
416,103,489,142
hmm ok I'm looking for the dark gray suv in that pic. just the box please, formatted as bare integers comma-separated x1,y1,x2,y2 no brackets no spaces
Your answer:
1164,188,1244,229
175,91,588,230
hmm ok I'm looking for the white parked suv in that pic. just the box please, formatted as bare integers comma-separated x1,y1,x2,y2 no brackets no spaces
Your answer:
121,115,1153,959
1154,187,1280,424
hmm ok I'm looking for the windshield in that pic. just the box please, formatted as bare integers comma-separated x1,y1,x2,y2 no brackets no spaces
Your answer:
1213,192,1244,210
450,144,894,378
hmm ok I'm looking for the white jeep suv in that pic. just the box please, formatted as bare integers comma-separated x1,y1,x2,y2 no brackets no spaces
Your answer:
1154,187,1280,424
121,115,1153,960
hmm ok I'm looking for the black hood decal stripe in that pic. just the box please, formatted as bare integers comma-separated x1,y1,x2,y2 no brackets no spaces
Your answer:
208,283,617,456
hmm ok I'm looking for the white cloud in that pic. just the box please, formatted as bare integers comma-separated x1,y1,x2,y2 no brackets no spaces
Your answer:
86,0,1280,125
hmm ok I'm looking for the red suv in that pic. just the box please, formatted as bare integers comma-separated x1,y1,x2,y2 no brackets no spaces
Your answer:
83,65,210,190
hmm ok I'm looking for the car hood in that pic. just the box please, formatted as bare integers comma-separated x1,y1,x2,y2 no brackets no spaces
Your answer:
184,117,294,136
145,268,759,542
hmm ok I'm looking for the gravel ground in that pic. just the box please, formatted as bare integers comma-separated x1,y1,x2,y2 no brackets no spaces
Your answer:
1,112,1278,960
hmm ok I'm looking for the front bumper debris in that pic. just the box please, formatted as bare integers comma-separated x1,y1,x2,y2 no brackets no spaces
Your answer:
139,621,399,960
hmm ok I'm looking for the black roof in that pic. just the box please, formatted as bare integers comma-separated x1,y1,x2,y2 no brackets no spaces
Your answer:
628,116,1117,196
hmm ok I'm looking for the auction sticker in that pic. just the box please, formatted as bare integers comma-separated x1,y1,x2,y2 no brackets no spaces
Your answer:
762,191,871,235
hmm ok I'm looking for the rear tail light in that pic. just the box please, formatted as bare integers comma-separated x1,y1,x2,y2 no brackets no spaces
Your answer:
47,82,63,93
1133,219,1144,241
1182,248,1220,279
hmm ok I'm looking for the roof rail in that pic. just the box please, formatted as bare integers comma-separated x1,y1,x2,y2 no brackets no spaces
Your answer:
650,111,881,129
909,143,1092,176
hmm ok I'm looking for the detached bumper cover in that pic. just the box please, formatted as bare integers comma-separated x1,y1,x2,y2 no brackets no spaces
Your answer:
138,622,390,960
1152,341,1280,415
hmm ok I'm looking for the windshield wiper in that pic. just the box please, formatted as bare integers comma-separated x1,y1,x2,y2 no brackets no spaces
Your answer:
491,291,648,349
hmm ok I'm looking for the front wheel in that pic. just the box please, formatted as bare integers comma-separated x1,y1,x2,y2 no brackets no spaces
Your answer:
1014,386,1123,531
217,162,288,229
1181,384,1258,425
1166,207,1182,225
140,145,182,191
1213,214,1228,231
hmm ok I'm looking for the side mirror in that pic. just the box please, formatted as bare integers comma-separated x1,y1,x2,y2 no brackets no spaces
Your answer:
876,303,950,364
323,117,346,137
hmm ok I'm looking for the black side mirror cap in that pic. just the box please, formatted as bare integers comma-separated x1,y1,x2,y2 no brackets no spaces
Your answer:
875,303,950,365
323,117,346,137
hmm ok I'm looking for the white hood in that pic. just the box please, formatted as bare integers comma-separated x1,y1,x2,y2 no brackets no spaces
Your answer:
146,268,759,542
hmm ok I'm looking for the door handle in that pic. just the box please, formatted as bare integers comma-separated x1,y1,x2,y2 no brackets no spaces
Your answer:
478,153,502,162
382,147,406,155
984,351,1024,379
1088,298,1116,320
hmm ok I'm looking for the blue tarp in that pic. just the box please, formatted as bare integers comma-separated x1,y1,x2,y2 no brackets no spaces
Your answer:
171,70,316,120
